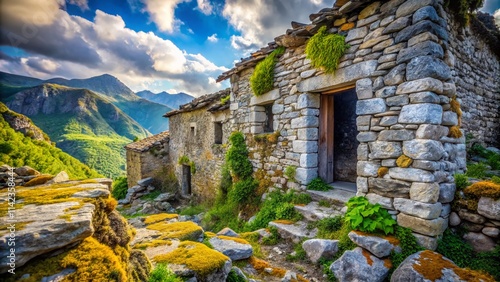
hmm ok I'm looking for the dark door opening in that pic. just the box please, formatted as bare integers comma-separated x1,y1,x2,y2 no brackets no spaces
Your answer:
182,165,191,195
319,87,359,183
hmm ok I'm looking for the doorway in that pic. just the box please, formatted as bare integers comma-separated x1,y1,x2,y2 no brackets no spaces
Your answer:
319,87,359,184
181,165,191,195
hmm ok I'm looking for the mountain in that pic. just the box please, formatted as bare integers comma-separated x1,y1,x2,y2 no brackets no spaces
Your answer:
0,71,172,134
6,84,149,177
0,102,102,179
136,90,194,109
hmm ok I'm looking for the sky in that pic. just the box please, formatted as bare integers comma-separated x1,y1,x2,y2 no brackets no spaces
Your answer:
0,0,499,97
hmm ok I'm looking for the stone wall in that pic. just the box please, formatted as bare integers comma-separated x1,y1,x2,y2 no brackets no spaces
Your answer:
168,108,230,201
126,150,142,187
226,0,471,249
447,16,500,148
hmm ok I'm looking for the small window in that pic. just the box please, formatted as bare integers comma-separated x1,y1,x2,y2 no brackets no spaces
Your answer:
263,104,273,133
190,122,196,137
214,122,223,144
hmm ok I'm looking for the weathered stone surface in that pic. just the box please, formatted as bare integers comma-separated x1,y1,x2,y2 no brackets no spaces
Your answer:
386,95,409,107
442,111,458,126
366,193,393,209
357,132,378,142
382,16,410,34
458,209,486,224
449,212,461,226
356,98,387,115
368,178,411,198
396,78,443,95
409,91,440,104
395,20,447,44
137,177,154,186
217,227,238,237
269,221,317,244
383,64,406,86
397,41,444,64
408,31,439,47
47,171,69,184
415,124,448,140
395,0,436,18
356,78,373,100
369,141,402,159
359,1,381,19
399,103,442,125
357,161,379,177
477,197,500,221
300,153,318,168
345,26,368,42
394,198,442,219
154,193,175,202
391,251,475,281
297,93,320,109
402,139,444,161
348,231,400,258
380,116,398,126
438,183,456,203
302,239,339,263
330,247,389,282
375,86,397,98
413,233,438,250
463,232,497,252
406,56,451,81
293,140,318,153
410,182,439,203
397,213,447,236
14,166,39,176
389,168,435,183
296,168,318,184
378,130,415,141
373,38,395,52
482,227,499,238
209,237,253,261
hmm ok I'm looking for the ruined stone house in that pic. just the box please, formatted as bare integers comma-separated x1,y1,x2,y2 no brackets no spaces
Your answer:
127,0,500,249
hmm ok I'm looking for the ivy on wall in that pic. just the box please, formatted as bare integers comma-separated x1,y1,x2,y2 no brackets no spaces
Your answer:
445,0,484,26
249,46,285,96
305,26,350,74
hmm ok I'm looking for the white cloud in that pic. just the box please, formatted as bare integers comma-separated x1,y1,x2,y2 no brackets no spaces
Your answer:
222,0,329,52
197,0,213,15
0,1,228,97
494,9,500,28
68,0,89,10
207,33,218,42
141,0,185,33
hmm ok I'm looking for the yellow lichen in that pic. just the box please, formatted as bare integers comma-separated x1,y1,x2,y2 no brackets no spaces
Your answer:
218,235,250,245
448,125,463,138
272,219,295,225
352,230,400,246
58,213,73,222
24,174,54,186
377,167,389,177
204,231,217,238
153,241,228,277
146,221,203,241
396,155,413,168
134,239,172,249
413,250,495,282
450,96,462,126
464,181,500,200
248,256,287,277
0,221,33,236
144,213,179,225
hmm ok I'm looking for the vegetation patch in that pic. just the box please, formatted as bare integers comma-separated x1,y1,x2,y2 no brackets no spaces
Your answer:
463,180,500,199
444,0,484,26
307,177,331,191
148,263,183,282
220,95,230,105
448,125,463,138
249,47,285,96
454,173,470,190
466,162,487,178
284,165,297,182
144,213,179,225
345,196,396,235
111,176,128,200
389,226,424,276
135,239,173,250
178,155,196,174
24,174,54,186
305,26,349,74
146,221,203,241
396,155,413,168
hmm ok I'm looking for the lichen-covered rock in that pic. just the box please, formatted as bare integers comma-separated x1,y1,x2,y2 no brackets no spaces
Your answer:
217,227,239,237
14,166,39,176
302,239,339,263
209,236,253,261
391,250,495,282
477,197,500,221
46,171,69,184
348,231,400,258
330,247,390,282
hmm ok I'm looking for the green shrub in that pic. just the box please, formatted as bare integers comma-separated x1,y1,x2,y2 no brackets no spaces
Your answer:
292,193,312,205
229,178,258,204
487,153,500,170
0,142,13,154
444,0,484,26
141,190,161,201
249,47,285,96
226,132,253,179
111,176,128,200
467,162,487,178
307,177,331,191
284,165,297,182
262,225,280,245
316,216,343,238
275,202,300,221
454,173,470,190
492,176,500,184
345,196,396,235
470,245,500,281
148,264,182,282
390,226,424,275
226,269,246,282
286,240,307,261
305,26,349,74
220,95,230,105
180,205,205,216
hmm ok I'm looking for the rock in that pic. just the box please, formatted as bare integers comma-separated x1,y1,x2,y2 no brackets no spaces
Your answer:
403,139,444,161
345,26,368,42
0,164,12,172
438,183,456,203
356,98,387,115
46,171,69,184
458,209,486,224
399,103,443,124
384,64,406,86
368,141,402,159
383,16,411,34
41,268,76,282
282,270,298,282
482,227,499,238
415,124,448,140
486,147,500,154
217,227,239,237
413,233,438,250
137,177,154,187
410,182,439,203
302,239,339,263
330,247,390,282
378,130,415,141
395,0,437,18
14,166,39,176
391,250,488,282
268,221,317,243
396,41,444,64
395,20,447,44
368,178,411,198
366,193,393,209
406,56,451,81
394,198,442,219
357,161,379,177
389,167,435,183
409,91,440,104
397,213,447,236
154,193,175,202
463,232,496,252
231,267,248,281
209,237,253,261
348,231,400,258
449,212,461,226
477,197,500,221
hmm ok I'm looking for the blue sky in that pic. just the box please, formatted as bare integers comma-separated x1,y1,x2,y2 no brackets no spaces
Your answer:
0,0,499,97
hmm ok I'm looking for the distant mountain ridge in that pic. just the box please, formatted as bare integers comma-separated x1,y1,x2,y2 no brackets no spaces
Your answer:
0,71,172,134
136,90,194,110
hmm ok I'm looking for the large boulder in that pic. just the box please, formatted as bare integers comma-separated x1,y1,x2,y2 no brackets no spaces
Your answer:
348,231,400,258
391,250,494,282
302,239,339,263
209,236,253,261
330,247,390,282
14,166,39,176
46,171,69,184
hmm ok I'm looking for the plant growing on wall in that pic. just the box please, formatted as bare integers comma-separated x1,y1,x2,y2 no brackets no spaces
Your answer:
445,0,484,26
305,26,350,74
345,196,397,235
284,165,297,182
178,155,196,174
226,132,253,180
249,46,285,96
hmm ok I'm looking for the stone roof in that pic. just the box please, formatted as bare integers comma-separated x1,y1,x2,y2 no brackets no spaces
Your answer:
164,88,230,117
125,131,170,152
216,0,374,82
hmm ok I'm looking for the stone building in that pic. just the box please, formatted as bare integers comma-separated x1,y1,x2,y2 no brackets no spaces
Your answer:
124,131,170,187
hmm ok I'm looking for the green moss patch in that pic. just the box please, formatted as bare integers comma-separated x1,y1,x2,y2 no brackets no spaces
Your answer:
250,47,285,96
305,26,349,74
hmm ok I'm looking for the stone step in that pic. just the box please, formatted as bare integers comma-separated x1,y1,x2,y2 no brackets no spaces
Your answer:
306,185,356,210
294,201,344,222
268,220,317,244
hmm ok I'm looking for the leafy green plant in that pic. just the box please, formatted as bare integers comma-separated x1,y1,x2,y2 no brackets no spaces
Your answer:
345,196,396,235
275,202,300,221
220,95,230,105
249,47,285,96
284,165,297,182
148,264,182,282
292,193,312,205
316,216,343,238
492,176,500,184
454,173,470,190
444,0,484,26
262,225,280,245
111,176,128,200
228,178,258,204
226,132,253,180
140,190,162,201
226,269,246,282
318,199,331,207
467,162,487,178
286,240,307,261
305,26,349,74
307,177,331,191
318,258,336,281
180,205,205,216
